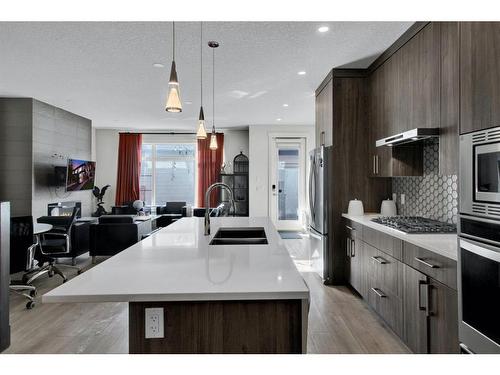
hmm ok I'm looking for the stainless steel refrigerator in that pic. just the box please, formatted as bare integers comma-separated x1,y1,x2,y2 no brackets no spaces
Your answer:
308,146,331,283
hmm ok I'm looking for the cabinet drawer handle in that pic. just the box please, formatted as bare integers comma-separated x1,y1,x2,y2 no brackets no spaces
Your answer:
371,287,386,298
414,257,439,269
345,225,355,231
417,280,429,311
371,256,387,264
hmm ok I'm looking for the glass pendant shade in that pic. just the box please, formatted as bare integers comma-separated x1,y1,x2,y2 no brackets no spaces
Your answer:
166,61,182,113
209,131,218,150
196,106,207,139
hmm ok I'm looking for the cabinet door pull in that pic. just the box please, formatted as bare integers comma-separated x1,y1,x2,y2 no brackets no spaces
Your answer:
373,155,376,175
345,225,354,231
371,256,387,264
425,283,432,317
346,238,351,257
414,257,439,269
351,239,355,257
376,155,379,174
371,287,386,298
417,280,429,311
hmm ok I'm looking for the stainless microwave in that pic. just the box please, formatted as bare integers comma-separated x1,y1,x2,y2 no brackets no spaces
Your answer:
460,127,500,219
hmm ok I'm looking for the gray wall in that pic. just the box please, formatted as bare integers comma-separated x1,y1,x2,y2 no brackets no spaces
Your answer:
0,98,93,218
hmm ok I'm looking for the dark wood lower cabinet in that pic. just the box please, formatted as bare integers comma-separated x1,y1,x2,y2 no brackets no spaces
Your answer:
129,299,307,354
428,279,459,354
343,220,459,353
403,264,428,354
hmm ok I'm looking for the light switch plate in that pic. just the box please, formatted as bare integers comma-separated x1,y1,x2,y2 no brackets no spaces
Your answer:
401,194,406,205
145,307,164,339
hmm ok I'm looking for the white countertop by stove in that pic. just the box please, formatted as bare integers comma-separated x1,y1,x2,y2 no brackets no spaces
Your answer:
342,213,458,261
43,217,310,303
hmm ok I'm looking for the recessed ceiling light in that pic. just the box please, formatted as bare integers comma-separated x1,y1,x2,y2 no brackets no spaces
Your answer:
298,71,306,76
283,104,289,107
153,63,164,68
276,118,282,122
318,26,329,33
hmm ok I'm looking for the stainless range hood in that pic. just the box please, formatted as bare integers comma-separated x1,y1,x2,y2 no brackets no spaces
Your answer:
376,128,439,147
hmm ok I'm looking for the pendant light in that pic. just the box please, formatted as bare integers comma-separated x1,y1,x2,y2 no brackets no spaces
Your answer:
208,40,219,150
196,22,207,139
166,22,182,113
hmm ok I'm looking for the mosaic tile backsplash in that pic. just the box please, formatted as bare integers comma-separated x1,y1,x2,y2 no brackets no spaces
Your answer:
392,139,458,224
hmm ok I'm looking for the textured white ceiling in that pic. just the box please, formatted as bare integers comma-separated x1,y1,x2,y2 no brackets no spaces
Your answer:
0,22,412,130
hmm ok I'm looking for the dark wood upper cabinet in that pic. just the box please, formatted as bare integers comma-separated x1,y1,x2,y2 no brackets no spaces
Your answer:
315,78,333,146
401,22,441,131
439,22,459,175
460,22,500,134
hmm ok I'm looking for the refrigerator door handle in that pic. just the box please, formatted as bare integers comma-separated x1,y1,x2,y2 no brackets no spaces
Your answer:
309,155,316,222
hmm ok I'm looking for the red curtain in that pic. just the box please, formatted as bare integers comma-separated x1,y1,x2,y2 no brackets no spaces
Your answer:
197,133,224,207
115,133,142,206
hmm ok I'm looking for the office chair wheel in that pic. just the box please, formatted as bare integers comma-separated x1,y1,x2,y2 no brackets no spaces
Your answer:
26,301,35,309
29,289,37,298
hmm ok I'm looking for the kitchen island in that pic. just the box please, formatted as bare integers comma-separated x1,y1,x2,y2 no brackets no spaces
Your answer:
43,217,310,354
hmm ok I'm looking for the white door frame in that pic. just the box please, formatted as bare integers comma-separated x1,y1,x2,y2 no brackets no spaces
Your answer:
268,135,307,231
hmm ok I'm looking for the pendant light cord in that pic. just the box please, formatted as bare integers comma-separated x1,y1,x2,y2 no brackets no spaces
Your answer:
173,22,175,60
200,22,203,106
212,45,215,132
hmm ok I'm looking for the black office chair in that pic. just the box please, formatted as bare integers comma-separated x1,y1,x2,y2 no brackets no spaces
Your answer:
9,216,38,309
35,207,82,283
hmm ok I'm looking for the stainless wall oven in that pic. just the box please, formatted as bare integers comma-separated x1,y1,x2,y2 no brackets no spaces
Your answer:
460,126,500,218
459,126,500,354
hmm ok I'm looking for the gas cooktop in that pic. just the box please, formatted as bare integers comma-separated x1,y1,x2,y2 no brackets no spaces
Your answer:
371,216,457,234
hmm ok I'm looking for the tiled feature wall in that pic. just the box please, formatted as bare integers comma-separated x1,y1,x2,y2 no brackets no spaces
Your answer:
392,139,458,224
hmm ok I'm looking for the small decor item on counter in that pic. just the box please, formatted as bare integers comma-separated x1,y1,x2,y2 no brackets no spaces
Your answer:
347,199,364,216
184,204,193,217
220,162,226,174
92,184,110,217
380,199,397,216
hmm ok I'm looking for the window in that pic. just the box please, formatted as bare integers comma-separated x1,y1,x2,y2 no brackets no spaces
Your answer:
140,143,196,207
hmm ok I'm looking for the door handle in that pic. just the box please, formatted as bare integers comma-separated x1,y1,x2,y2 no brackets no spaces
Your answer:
417,280,429,312
371,287,387,298
371,256,387,264
414,257,439,269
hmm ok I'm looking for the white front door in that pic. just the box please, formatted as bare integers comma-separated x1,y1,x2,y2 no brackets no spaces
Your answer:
269,137,306,231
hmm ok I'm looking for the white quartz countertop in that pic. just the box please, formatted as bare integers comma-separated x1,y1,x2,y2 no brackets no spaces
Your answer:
342,213,458,261
43,217,310,303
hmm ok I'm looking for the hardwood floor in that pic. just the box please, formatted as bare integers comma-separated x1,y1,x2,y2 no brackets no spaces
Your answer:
4,238,409,354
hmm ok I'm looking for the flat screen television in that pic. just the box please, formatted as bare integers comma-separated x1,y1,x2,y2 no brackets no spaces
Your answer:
66,159,96,191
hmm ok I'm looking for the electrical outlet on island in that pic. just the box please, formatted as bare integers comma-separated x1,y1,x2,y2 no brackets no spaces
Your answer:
145,307,164,339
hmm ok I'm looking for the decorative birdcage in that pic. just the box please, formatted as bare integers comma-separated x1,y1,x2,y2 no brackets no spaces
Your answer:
233,152,249,174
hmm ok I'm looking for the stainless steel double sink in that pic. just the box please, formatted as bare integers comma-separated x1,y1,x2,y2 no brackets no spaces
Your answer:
209,227,268,245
